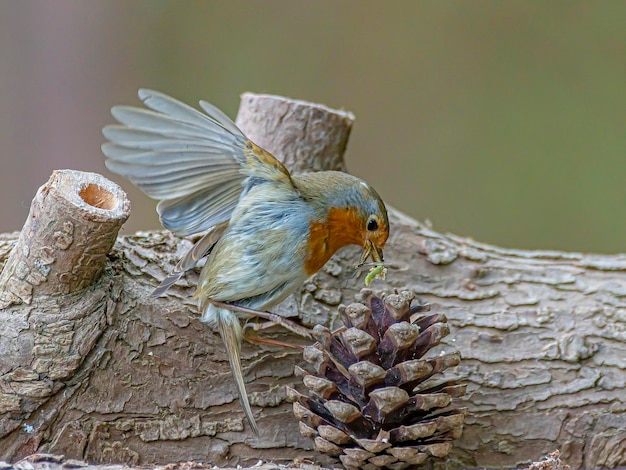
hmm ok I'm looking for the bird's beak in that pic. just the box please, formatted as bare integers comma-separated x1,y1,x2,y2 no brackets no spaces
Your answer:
359,239,384,266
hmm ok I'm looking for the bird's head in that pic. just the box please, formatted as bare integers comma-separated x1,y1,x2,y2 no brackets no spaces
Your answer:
351,183,389,268
295,171,389,275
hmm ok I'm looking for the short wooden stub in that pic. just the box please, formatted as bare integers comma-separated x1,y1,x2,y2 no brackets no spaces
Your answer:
0,169,130,308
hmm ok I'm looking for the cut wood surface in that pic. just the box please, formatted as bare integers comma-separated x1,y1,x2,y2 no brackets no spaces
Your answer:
0,93,624,470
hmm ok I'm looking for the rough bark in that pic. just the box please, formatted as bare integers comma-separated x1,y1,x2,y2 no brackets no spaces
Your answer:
0,94,624,470
235,92,352,174
0,450,574,470
0,170,130,308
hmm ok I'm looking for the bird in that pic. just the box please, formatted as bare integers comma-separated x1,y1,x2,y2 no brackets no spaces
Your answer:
102,89,389,434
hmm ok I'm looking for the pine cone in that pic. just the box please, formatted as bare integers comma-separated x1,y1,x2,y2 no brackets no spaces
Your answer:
287,289,466,470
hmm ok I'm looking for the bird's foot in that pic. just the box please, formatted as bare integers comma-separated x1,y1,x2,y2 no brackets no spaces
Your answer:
242,324,305,351
206,298,314,340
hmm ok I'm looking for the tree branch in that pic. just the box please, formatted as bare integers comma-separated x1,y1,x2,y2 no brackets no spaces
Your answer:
0,94,624,469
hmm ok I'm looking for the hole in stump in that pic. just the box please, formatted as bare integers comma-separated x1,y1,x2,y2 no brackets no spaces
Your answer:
79,184,117,210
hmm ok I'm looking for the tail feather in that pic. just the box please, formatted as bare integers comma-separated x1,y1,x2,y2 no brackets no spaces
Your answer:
210,306,259,435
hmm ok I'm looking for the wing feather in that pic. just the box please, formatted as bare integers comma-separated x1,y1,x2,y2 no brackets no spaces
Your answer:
103,89,294,236
152,221,229,298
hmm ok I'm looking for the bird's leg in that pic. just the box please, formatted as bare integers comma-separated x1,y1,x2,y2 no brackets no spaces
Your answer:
205,298,314,340
243,321,347,351
241,323,305,351
245,319,287,333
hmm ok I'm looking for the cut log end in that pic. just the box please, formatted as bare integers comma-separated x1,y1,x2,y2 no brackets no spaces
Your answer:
0,170,130,307
79,183,117,210
235,93,353,174
52,169,130,221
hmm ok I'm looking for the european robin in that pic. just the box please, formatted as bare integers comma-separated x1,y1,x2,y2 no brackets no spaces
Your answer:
102,90,389,434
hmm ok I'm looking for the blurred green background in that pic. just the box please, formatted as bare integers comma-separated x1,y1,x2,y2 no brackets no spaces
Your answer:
1,1,625,253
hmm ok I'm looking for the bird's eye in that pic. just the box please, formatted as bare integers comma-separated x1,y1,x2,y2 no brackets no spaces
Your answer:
367,217,378,231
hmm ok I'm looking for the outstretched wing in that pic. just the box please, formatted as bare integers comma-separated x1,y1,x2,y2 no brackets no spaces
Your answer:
102,89,293,237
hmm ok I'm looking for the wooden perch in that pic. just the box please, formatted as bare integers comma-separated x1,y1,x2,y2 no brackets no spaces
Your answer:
0,170,130,307
235,93,352,174
0,94,624,470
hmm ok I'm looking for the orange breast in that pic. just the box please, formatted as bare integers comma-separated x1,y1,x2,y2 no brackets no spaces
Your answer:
304,206,365,275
